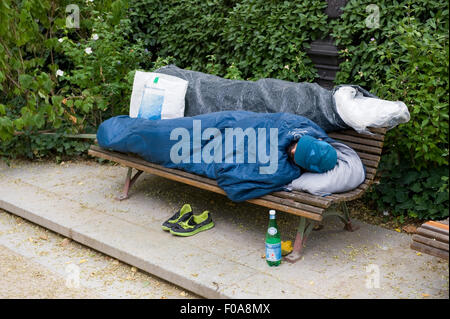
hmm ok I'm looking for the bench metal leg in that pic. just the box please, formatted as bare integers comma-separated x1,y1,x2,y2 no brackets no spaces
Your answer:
285,216,316,263
322,202,360,232
340,202,359,232
285,202,359,263
116,167,143,201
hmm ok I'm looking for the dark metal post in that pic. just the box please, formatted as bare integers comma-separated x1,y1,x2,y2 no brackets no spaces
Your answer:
307,0,348,89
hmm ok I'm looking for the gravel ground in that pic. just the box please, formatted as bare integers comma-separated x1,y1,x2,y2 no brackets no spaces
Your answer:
0,244,99,299
0,208,200,299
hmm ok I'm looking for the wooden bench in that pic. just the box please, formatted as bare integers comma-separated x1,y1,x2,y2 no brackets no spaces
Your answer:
88,126,386,263
411,221,449,260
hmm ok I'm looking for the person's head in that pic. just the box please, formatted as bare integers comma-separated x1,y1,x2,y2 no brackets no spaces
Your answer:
288,135,337,173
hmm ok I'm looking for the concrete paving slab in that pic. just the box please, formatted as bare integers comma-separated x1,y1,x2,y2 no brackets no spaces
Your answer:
0,209,199,299
0,160,448,299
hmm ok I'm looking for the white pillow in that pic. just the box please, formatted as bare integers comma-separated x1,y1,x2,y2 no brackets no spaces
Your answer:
286,141,365,196
129,71,188,120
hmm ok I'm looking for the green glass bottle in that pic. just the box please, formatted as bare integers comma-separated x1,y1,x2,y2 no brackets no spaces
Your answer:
265,210,281,266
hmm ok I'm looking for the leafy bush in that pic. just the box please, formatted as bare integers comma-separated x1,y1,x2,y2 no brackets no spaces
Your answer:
129,0,237,74
222,0,327,81
331,0,449,220
368,153,449,221
0,0,148,159
129,0,327,81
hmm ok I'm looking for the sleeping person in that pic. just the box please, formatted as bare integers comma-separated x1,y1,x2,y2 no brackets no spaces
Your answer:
97,110,365,202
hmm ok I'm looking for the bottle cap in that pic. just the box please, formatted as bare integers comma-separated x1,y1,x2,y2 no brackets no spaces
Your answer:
269,210,276,215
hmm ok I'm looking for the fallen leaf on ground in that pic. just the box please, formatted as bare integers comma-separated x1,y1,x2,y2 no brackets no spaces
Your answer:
402,224,417,234
394,228,401,233
422,293,430,298
78,259,87,264
60,238,71,247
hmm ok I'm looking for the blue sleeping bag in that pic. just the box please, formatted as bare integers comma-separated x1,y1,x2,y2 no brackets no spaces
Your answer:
97,111,335,202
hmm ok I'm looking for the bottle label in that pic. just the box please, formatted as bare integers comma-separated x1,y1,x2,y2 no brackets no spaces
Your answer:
265,242,281,262
267,227,277,235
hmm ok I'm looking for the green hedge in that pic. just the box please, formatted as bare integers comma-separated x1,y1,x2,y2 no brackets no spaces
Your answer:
0,0,448,220
330,0,449,220
129,0,327,81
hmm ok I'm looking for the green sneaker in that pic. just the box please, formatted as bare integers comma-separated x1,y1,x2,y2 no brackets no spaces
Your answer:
169,210,214,237
161,204,193,231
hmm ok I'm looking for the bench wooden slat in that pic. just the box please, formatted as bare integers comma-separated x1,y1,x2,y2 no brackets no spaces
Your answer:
423,221,449,234
355,151,381,162
262,194,324,215
361,158,380,169
327,188,365,202
416,227,450,244
272,191,332,209
364,167,377,176
328,132,384,148
357,181,371,191
247,198,323,221
332,129,385,141
410,241,449,260
368,127,387,134
412,234,449,251
337,140,382,155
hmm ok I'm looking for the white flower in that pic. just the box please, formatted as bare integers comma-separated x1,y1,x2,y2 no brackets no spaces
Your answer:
85,47,93,54
58,38,64,43
92,34,99,41
56,69,64,77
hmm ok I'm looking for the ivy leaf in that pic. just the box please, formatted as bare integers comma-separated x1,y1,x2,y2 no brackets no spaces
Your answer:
0,116,14,141
395,191,409,203
18,74,33,89
410,182,422,193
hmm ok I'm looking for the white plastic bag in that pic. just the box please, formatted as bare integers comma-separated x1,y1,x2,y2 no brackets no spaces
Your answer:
129,71,188,120
333,86,410,134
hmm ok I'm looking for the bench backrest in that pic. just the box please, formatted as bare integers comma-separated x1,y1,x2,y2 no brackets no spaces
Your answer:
326,127,386,202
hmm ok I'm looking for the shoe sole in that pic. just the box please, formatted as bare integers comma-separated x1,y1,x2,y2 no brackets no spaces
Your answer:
169,222,215,237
